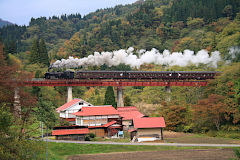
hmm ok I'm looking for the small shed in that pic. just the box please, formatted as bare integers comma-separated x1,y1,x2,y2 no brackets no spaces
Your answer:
132,117,166,142
52,128,89,140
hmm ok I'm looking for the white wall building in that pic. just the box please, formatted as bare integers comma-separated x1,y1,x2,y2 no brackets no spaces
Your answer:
56,98,93,119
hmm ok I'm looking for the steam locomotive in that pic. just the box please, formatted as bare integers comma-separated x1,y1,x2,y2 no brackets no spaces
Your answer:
44,70,218,80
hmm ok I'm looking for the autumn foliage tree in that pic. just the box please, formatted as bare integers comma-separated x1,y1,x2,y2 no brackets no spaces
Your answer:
193,94,226,131
0,41,16,106
193,63,240,132
157,104,187,131
0,41,44,159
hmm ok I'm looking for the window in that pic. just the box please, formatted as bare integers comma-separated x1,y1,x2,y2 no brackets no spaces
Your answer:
89,120,95,125
83,120,89,125
77,118,81,125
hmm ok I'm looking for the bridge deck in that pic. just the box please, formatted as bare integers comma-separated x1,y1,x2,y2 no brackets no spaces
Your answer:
18,79,208,86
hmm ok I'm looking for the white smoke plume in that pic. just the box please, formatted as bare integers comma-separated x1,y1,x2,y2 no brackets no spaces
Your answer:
229,46,240,59
52,47,222,69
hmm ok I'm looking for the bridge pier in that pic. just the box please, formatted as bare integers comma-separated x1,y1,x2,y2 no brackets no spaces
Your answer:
67,86,73,103
14,87,21,117
117,87,124,107
165,86,171,102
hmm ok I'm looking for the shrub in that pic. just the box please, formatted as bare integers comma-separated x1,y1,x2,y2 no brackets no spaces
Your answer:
84,135,90,141
207,130,217,137
88,133,96,138
84,133,96,141
233,148,240,160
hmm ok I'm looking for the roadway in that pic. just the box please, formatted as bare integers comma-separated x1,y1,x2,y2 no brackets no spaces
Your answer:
47,139,240,147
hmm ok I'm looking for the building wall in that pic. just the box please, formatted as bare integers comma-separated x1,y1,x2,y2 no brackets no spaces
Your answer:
68,101,92,110
122,120,132,126
60,111,77,118
76,115,120,126
122,120,132,130
137,128,162,137
89,128,106,137
56,135,85,141
59,100,93,118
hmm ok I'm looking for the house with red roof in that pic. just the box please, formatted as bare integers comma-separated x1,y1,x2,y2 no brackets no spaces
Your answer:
56,98,93,124
53,103,166,141
130,117,166,142
117,106,144,130
73,106,122,137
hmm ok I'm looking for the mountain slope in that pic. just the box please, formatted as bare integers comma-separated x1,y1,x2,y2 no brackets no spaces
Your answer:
0,18,13,28
0,0,240,62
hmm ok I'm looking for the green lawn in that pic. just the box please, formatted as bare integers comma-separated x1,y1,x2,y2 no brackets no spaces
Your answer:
39,142,229,160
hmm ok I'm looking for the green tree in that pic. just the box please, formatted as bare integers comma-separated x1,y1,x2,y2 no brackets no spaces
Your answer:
35,98,58,128
0,103,44,160
39,38,49,66
124,95,132,106
104,86,116,108
29,38,39,64
222,5,233,18
187,17,204,29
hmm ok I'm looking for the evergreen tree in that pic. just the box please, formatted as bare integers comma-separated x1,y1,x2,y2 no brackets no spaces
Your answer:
104,86,117,108
29,39,39,64
39,38,49,66
5,41,17,54
2,44,9,62
0,41,6,65
124,95,132,106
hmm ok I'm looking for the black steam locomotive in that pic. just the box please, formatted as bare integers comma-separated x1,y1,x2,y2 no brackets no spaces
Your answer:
44,70,218,80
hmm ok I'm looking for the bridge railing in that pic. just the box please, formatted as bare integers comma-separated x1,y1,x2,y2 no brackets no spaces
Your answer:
32,78,45,81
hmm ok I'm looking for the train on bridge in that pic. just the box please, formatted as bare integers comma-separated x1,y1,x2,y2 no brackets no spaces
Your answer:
44,70,218,80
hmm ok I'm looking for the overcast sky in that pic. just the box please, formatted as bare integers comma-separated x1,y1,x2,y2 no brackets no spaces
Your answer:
0,0,136,26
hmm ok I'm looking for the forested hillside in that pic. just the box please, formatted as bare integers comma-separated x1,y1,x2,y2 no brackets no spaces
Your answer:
1,0,240,61
0,0,240,146
0,18,13,28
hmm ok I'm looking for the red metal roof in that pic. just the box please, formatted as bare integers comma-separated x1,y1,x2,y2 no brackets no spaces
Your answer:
73,106,119,116
52,128,89,136
133,117,166,128
88,121,117,128
117,107,144,120
103,121,117,127
117,106,138,112
56,99,82,111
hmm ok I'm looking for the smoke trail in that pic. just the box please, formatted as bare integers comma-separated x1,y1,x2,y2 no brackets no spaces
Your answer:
52,47,222,69
229,46,240,60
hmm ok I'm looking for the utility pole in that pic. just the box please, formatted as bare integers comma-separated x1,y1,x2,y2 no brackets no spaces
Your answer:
46,125,48,160
41,121,43,140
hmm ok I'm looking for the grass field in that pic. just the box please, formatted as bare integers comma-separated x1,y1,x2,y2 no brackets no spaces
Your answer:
36,131,240,159
38,142,233,160
91,131,240,144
